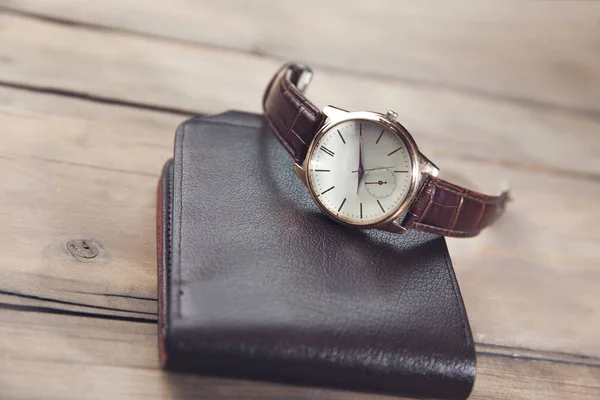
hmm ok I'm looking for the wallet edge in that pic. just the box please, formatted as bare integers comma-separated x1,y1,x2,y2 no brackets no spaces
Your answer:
157,158,173,367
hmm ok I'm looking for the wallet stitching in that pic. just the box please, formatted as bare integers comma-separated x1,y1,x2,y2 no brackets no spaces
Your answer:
165,160,173,321
176,126,186,318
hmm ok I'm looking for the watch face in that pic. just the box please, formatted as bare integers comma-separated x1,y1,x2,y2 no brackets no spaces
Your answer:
307,119,414,226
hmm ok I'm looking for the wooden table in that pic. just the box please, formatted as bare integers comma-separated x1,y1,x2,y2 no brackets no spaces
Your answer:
0,1,599,399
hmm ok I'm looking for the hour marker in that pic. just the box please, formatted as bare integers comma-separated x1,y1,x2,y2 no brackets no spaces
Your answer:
376,129,384,144
320,146,335,157
337,130,346,144
314,169,330,172
393,170,408,173
338,198,347,212
318,186,335,197
387,147,402,156
377,200,385,213
360,202,363,219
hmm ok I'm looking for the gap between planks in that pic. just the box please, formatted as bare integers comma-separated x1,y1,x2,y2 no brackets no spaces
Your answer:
1,309,600,400
1,304,599,372
3,289,600,369
1,85,599,359
0,78,598,184
2,138,599,184
0,4,599,120
0,79,197,116
0,12,599,177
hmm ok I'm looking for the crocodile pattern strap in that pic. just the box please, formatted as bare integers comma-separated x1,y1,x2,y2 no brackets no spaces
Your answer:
402,175,509,237
263,63,508,237
263,63,325,163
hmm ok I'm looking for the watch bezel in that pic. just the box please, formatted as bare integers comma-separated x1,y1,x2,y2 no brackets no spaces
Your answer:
302,108,424,231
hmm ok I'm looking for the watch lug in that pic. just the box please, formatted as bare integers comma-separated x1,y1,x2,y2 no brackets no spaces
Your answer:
323,105,348,120
293,163,308,187
418,152,439,177
382,219,408,234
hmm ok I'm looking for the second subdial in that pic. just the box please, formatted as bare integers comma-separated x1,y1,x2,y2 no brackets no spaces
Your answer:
364,169,396,199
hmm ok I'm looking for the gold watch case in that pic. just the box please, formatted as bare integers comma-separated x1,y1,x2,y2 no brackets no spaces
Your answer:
293,106,439,234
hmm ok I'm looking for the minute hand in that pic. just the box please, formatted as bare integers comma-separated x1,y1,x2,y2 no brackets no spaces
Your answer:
356,126,364,194
352,166,394,173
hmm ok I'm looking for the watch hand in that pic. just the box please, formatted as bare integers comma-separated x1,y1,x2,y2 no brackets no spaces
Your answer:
356,124,364,194
352,166,394,173
365,181,388,185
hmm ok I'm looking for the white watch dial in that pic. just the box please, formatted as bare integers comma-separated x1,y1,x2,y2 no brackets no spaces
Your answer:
307,119,413,225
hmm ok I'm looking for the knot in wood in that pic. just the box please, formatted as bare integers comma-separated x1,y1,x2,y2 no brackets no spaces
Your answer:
66,239,99,261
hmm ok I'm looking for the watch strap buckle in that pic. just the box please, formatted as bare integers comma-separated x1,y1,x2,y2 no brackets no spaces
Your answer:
289,64,313,94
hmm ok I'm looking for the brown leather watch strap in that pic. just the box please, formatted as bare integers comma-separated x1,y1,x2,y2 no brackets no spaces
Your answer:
263,63,508,237
263,63,325,163
402,175,509,238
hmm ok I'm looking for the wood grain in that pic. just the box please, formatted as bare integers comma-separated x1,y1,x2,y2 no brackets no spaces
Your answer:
0,87,179,319
1,309,599,400
0,2,599,398
0,13,599,179
2,1,600,113
0,86,599,361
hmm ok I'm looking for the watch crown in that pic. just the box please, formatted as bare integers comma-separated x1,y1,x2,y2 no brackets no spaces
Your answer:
386,110,398,120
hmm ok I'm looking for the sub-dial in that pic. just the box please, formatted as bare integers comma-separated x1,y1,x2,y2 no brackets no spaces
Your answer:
364,169,396,199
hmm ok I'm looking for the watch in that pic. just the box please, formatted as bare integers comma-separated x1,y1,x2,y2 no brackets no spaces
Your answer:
262,63,509,237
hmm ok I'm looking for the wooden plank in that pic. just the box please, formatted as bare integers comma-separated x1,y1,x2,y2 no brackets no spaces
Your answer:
2,1,600,113
0,153,159,319
1,310,599,400
444,157,600,359
0,87,181,318
0,14,599,178
0,293,156,322
0,4,598,397
0,86,599,361
0,84,182,175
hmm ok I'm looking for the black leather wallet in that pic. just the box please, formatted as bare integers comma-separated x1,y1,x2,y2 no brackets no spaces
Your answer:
157,111,476,399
